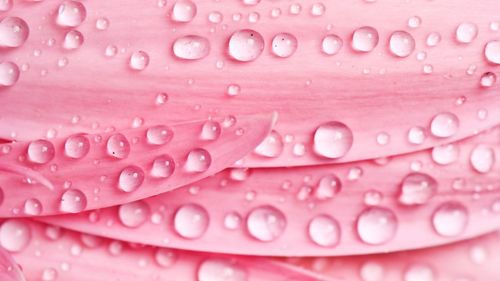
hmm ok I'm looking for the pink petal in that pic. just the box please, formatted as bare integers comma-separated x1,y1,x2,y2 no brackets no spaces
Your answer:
0,246,24,281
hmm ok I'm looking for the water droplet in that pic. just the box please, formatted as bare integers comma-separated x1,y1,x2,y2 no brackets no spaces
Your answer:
208,11,223,24
321,34,343,55
480,72,496,87
431,143,459,165
105,45,118,57
469,245,488,265
254,130,284,158
63,30,84,50
172,35,210,60
470,144,495,173
0,0,12,12
154,248,177,268
0,219,31,252
375,132,390,146
59,189,87,213
404,264,435,281
351,26,379,52
432,201,468,237
171,0,197,22
150,154,175,178
185,148,212,172
426,32,441,47
0,61,20,87
146,125,173,145
356,207,397,245
289,3,301,15
64,134,90,159
246,205,286,242
271,33,298,58
407,126,426,145
118,165,145,192
200,120,221,141
226,84,241,97
247,12,260,23
224,212,242,230
484,40,500,64
129,51,150,71
56,1,87,27
23,198,43,215
27,139,55,164
95,17,109,30
388,31,415,58
422,64,433,74
407,16,421,29
430,112,459,138
308,214,340,247
310,2,325,16
456,22,478,44
118,201,150,228
41,268,58,281
228,29,265,62
241,0,260,5
198,259,248,281
360,262,384,281
0,17,30,48
314,174,341,200
106,133,130,159
399,173,437,206
313,121,353,159
364,190,383,206
173,204,209,239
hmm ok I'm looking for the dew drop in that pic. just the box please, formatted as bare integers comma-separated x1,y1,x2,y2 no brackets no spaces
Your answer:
456,22,478,44
64,134,90,159
404,264,435,281
118,201,150,228
105,45,118,57
308,214,340,247
271,33,298,58
430,112,459,138
224,212,242,230
172,35,210,60
150,154,175,178
351,26,379,52
208,11,223,24
41,268,58,281
407,16,421,29
407,126,426,145
0,17,30,48
313,121,353,159
198,259,248,281
470,144,495,173
246,205,286,242
0,219,31,252
185,148,212,172
228,29,265,62
484,40,500,64
314,174,341,200
364,190,383,206
129,51,150,71
321,34,343,55
155,92,169,105
289,3,301,15
399,173,437,206
388,31,415,58
56,1,87,27
310,2,325,16
60,189,87,213
432,201,468,237
226,84,241,97
146,125,173,145
106,133,130,159
360,262,384,281
356,207,397,245
63,30,84,50
480,72,496,87
118,165,145,192
173,204,209,239
155,248,177,268
171,0,197,23
426,32,441,47
27,139,55,164
0,0,12,11
431,143,459,165
254,130,284,158
23,198,43,216
0,61,20,87
95,17,109,30
200,120,221,141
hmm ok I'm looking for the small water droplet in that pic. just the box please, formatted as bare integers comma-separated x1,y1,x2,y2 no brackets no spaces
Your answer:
375,132,390,146
310,2,325,16
64,134,90,159
105,45,118,57
41,267,58,281
95,17,109,30
404,264,435,281
308,214,340,247
360,262,384,281
321,34,343,55
226,84,241,97
155,248,177,268
356,207,397,245
0,219,31,252
198,259,248,281
172,35,210,60
56,1,87,27
426,32,441,47
171,0,197,22
254,130,284,158
399,173,437,206
208,11,223,24
289,3,301,15
388,31,415,58
432,143,459,165
59,189,87,213
480,72,496,87
173,203,209,239
314,174,341,200
185,148,212,172
313,121,353,159
351,26,379,52
228,29,265,62
247,205,286,242
200,121,221,141
432,201,468,237
430,112,459,138
0,61,20,87
106,133,130,159
484,40,500,64
407,16,421,29
0,17,30,48
469,245,488,265
456,22,478,44
146,125,173,145
23,198,43,215
470,144,495,173
407,126,426,145
63,30,84,50
27,139,55,164
129,51,150,71
364,190,383,206
150,154,175,178
271,33,298,58
118,201,150,228
229,168,250,182
118,165,145,192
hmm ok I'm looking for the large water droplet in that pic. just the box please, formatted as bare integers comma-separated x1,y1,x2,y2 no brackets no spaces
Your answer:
150,154,175,178
0,219,31,252
171,0,197,22
106,133,130,159
172,35,210,60
0,17,30,48
308,214,340,247
0,61,20,87
314,174,341,200
146,125,173,145
173,203,209,239
59,189,87,213
228,29,265,62
64,134,90,159
356,207,397,245
56,1,87,27
129,51,150,71
271,33,298,58
404,264,435,281
321,34,343,55
431,143,459,165
118,165,145,192
198,259,248,281
456,22,478,44
246,205,286,242
430,112,459,138
388,31,415,58
185,148,212,172
351,26,379,52
470,144,495,173
254,130,284,158
118,201,150,228
62,30,84,50
399,173,437,206
313,121,353,159
23,198,43,215
27,139,55,164
200,120,221,141
432,201,468,237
